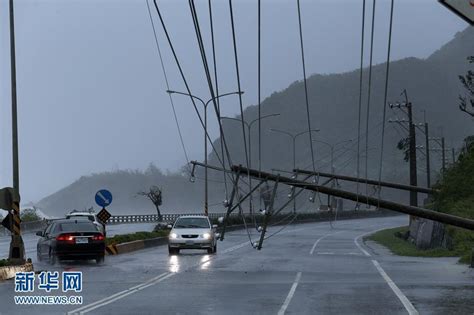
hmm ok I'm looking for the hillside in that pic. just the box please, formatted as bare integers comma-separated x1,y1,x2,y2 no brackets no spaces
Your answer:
37,27,474,217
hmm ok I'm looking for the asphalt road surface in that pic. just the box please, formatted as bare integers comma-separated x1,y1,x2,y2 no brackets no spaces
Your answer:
0,216,473,314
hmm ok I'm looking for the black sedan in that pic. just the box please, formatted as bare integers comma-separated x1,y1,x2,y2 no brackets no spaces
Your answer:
36,219,105,264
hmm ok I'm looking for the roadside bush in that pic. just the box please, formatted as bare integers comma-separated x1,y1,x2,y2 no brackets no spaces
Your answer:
106,230,169,246
20,208,41,222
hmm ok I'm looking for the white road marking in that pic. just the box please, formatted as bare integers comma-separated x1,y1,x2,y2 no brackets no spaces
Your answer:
315,251,363,256
372,260,419,315
67,272,170,314
68,237,257,314
353,226,418,315
353,226,394,257
309,231,343,255
278,272,302,315
80,273,175,314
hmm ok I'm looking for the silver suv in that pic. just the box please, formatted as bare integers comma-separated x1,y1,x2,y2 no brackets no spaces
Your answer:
168,215,218,255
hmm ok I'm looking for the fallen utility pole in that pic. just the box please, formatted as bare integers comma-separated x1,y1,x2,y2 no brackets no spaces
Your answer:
232,165,474,231
293,169,435,195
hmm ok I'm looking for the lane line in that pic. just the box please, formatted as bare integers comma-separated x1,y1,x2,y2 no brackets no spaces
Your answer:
372,260,419,315
353,226,418,314
69,236,260,314
67,272,170,314
80,273,175,314
278,272,302,315
309,231,343,255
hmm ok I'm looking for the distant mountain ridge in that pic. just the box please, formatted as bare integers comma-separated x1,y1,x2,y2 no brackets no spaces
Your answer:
37,27,474,217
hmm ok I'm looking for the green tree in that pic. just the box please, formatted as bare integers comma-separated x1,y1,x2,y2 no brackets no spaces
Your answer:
459,56,474,117
20,207,41,222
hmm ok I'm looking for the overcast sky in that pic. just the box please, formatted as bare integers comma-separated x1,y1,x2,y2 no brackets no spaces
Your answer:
0,0,468,203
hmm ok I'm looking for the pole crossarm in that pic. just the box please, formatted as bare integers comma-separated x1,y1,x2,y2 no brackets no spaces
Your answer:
230,165,474,232
293,169,436,194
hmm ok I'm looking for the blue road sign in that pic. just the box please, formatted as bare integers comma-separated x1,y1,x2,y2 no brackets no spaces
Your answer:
95,189,113,208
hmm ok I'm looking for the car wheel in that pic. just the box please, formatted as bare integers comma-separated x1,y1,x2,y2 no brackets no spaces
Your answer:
37,247,42,261
96,255,105,264
48,249,56,265
168,246,177,255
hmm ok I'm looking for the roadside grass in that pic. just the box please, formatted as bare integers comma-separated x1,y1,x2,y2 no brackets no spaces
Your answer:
106,230,169,246
365,226,461,259
0,259,11,267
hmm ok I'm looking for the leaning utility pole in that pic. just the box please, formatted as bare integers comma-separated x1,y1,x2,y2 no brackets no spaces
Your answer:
9,0,25,264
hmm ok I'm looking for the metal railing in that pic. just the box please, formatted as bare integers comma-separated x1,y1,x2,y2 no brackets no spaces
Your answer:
107,213,232,225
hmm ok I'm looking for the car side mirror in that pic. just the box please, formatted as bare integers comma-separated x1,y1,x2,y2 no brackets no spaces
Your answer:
36,231,43,237
167,224,173,229
212,224,218,229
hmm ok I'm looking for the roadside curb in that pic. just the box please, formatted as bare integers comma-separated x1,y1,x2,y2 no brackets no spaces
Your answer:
0,262,34,281
105,237,168,256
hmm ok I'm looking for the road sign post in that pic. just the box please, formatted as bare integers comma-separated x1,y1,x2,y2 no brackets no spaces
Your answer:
95,189,113,236
95,189,113,208
0,187,25,264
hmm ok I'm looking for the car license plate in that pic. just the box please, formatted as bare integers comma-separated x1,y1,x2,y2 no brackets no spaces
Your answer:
186,240,194,245
75,237,88,244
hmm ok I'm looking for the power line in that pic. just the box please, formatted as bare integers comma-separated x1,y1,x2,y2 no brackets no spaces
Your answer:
378,0,397,203
152,0,229,175
187,0,245,200
228,0,251,176
356,0,366,206
145,0,191,172
364,0,377,205
208,0,228,199
296,0,317,177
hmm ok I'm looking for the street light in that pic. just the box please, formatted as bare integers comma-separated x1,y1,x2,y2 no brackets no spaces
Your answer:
312,139,352,209
166,90,244,216
269,128,320,213
221,113,280,215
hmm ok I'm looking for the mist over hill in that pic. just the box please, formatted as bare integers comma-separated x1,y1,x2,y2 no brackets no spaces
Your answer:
37,27,474,217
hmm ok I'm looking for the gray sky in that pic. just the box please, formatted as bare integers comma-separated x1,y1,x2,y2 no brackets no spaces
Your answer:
0,0,468,203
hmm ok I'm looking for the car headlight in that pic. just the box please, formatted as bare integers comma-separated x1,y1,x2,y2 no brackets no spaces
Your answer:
202,233,211,240
170,233,178,239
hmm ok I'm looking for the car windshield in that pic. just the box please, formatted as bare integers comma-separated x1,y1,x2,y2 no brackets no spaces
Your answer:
67,215,95,222
56,222,98,233
174,218,210,229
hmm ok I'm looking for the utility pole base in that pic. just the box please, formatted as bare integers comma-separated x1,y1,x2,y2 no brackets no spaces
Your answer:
9,235,25,265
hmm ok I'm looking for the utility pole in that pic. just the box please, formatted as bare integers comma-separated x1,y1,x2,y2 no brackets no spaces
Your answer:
389,91,418,208
441,137,446,173
9,0,25,264
424,122,431,188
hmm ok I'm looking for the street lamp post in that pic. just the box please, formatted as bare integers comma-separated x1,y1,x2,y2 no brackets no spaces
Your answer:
269,128,320,213
166,90,243,216
221,113,280,215
312,139,353,209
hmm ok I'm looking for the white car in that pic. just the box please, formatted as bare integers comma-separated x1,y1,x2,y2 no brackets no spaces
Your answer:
168,215,218,255
65,211,105,235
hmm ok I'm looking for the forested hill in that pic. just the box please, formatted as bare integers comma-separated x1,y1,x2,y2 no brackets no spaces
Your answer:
37,27,474,217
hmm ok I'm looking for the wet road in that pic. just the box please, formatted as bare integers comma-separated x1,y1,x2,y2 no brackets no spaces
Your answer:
0,223,157,260
0,216,473,314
